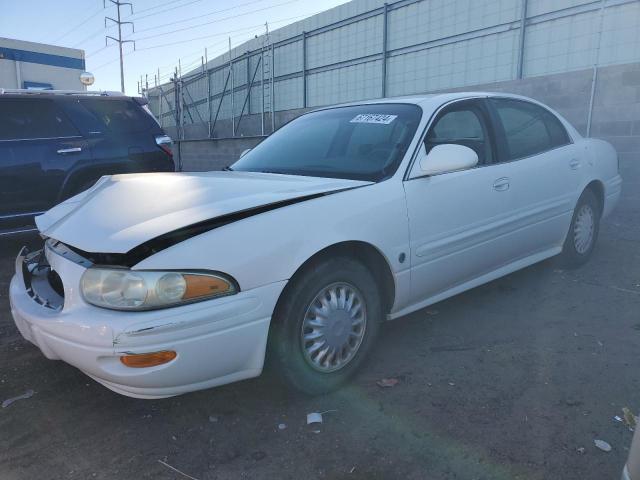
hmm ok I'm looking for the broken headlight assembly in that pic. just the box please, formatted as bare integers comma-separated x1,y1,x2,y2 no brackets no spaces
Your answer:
80,268,237,310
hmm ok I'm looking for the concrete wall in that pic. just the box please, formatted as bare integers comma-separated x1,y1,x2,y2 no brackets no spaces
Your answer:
165,107,309,140
176,137,265,171
591,63,640,166
174,61,640,172
172,107,310,170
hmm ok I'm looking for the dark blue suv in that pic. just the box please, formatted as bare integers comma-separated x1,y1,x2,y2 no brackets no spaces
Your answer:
0,90,175,235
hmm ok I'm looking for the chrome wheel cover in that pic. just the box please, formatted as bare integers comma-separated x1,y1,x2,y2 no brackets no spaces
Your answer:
300,282,367,373
574,204,595,254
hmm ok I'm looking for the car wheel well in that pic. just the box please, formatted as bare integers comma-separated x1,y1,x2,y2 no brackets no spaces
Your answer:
584,180,604,216
273,241,396,320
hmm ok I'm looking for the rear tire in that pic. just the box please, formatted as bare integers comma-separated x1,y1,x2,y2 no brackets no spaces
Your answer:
560,189,600,268
268,256,382,395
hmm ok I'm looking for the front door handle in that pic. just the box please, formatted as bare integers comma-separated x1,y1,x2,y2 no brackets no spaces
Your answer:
493,177,510,192
57,147,82,154
569,158,580,170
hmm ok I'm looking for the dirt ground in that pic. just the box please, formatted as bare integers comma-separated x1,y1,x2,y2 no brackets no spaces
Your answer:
0,162,638,480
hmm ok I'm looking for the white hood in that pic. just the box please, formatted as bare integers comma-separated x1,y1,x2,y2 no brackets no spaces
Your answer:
37,171,371,253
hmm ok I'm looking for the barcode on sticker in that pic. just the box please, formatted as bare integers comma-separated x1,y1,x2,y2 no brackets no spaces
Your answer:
350,114,398,125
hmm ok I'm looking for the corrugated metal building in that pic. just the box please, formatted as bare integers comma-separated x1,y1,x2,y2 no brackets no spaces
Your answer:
0,37,86,90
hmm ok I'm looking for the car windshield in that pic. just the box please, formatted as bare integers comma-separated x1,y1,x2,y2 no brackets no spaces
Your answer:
231,104,422,181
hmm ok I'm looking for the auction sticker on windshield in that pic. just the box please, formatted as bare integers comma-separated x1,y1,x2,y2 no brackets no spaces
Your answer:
350,114,398,124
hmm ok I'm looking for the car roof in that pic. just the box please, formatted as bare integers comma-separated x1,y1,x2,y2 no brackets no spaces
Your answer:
0,89,132,100
307,91,582,140
321,91,545,108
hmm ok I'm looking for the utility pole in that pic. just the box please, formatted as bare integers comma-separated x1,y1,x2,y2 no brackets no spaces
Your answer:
104,0,135,93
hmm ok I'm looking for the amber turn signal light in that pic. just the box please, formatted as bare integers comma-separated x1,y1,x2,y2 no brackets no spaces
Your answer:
120,350,177,368
182,274,234,300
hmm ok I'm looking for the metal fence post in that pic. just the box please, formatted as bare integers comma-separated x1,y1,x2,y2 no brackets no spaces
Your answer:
382,3,388,97
206,48,212,139
587,0,606,137
173,68,180,130
516,0,528,79
270,43,275,133
261,47,265,136
157,68,163,127
302,31,307,108
158,86,164,128
229,39,235,137
172,69,183,171
246,52,251,119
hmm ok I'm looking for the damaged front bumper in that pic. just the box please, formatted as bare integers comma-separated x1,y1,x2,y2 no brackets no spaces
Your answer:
9,241,285,398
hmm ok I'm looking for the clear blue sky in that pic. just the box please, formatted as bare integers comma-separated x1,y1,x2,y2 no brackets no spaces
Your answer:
1,0,349,94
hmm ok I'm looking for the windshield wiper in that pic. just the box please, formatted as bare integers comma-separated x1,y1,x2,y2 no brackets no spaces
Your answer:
222,165,233,171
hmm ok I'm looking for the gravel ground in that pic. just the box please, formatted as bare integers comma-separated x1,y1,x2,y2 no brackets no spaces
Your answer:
0,162,638,480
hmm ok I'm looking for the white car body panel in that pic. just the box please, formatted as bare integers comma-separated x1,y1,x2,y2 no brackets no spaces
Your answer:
9,92,622,398
405,155,518,305
10,242,287,398
134,179,412,304
36,171,372,253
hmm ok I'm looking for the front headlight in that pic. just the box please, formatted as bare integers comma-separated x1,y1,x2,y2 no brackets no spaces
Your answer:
80,268,237,310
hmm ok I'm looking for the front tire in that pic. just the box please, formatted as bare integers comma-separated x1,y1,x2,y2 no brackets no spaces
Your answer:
560,189,600,268
269,257,382,395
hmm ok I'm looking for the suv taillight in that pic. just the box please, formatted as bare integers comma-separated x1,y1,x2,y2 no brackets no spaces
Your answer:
155,135,173,158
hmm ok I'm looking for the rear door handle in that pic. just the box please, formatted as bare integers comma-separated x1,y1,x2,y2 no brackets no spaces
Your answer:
493,177,510,192
57,147,82,154
569,158,581,170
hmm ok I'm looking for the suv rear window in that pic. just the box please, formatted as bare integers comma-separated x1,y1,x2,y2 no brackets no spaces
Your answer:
0,98,79,140
78,98,153,133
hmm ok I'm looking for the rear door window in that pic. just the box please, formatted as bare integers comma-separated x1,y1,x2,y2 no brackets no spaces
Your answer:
78,98,153,133
490,98,570,160
0,99,79,140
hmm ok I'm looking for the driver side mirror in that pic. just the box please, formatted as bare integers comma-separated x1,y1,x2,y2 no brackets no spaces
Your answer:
414,143,478,177
239,148,251,159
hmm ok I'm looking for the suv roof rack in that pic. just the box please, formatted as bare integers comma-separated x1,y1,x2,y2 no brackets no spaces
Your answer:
0,89,126,96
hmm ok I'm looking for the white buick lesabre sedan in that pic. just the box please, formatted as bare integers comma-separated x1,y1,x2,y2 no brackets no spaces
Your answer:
9,93,622,398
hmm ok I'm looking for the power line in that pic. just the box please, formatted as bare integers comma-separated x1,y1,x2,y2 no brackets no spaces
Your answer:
51,5,106,44
85,0,299,57
91,6,321,90
85,0,275,58
134,0,266,34
104,0,136,93
72,18,119,49
141,10,322,83
81,0,209,51
91,53,126,71
134,0,301,43
87,15,263,58
135,23,267,52
126,0,210,22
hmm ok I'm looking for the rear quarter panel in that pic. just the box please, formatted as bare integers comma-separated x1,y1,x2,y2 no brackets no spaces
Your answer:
582,137,618,183
576,137,621,217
